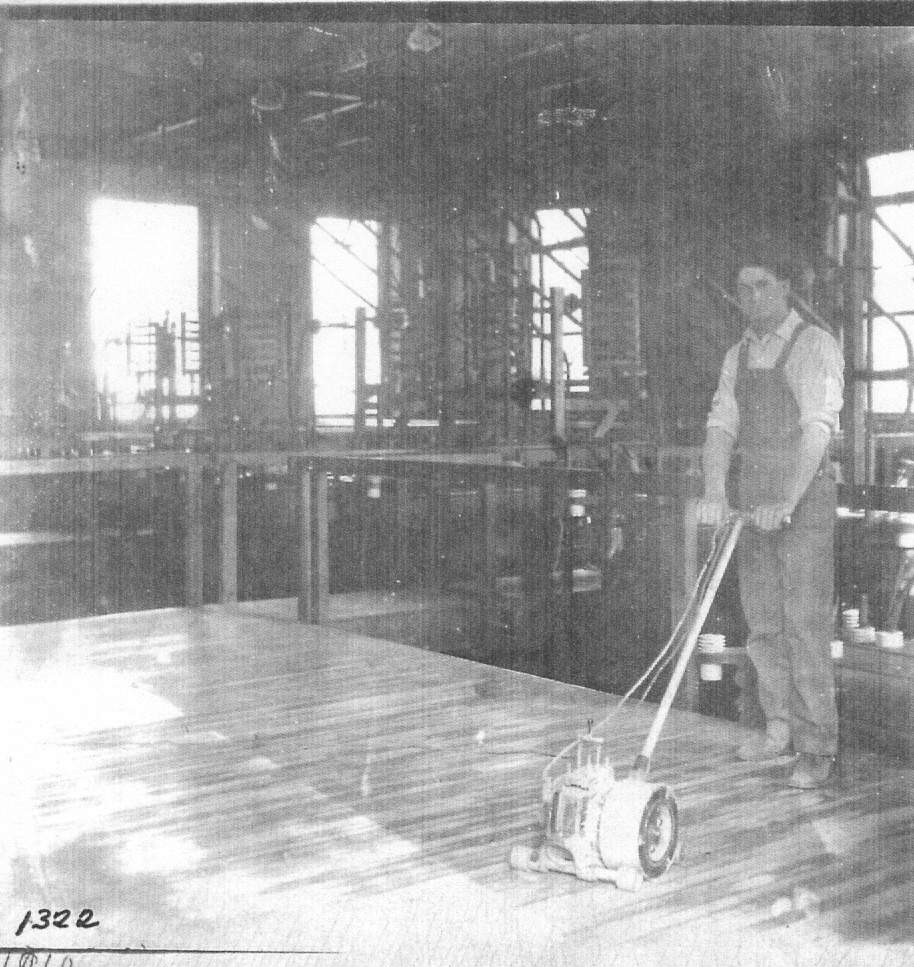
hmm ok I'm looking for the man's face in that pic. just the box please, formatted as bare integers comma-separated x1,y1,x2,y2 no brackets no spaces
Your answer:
737,266,791,333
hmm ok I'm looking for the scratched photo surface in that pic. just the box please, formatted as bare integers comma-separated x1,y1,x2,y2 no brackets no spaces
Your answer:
4,11,914,967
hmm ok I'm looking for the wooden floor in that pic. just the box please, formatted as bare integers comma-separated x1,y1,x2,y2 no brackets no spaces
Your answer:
1,603,914,967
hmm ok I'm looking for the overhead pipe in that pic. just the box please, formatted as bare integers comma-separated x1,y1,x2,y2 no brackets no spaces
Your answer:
129,88,365,146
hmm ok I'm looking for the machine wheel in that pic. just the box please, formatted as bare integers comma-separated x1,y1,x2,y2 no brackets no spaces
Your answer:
638,787,679,878
509,844,537,871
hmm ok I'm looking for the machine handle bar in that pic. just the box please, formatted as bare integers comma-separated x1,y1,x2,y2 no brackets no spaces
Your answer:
632,513,745,776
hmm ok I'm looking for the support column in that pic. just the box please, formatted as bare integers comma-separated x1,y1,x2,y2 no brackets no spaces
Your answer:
298,462,330,623
672,491,700,711
481,481,498,593
185,461,205,607
219,459,238,604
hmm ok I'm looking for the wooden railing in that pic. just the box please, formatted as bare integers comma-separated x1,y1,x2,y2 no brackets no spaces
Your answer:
1,450,292,611
0,449,701,609
7,447,914,745
0,448,703,704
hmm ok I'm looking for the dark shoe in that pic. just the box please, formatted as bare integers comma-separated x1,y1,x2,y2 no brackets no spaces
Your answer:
788,753,834,789
736,724,793,762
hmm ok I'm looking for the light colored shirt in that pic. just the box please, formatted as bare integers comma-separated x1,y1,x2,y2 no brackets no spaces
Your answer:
706,309,844,440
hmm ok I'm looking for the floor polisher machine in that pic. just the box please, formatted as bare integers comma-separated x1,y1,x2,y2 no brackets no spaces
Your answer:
509,513,745,892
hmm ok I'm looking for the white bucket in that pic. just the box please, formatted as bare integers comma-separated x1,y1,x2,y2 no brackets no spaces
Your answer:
876,630,905,650
700,662,723,681
850,626,876,644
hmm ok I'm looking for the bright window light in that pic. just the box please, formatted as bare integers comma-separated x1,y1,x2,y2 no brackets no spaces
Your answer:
867,150,914,198
531,208,588,385
869,315,911,412
90,199,199,424
872,204,914,271
537,208,586,247
870,378,909,413
310,218,380,418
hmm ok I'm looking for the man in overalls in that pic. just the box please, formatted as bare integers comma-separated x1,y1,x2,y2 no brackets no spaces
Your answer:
697,254,844,789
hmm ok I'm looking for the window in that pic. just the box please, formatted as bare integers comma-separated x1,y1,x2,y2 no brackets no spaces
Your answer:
310,218,380,420
90,199,199,424
866,151,914,413
530,208,588,402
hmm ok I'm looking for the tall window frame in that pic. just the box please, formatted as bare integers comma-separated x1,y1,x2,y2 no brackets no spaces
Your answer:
89,197,200,427
309,217,381,424
530,208,589,408
865,150,914,418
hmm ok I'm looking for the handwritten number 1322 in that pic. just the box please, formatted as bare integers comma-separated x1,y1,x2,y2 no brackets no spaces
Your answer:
15,909,99,936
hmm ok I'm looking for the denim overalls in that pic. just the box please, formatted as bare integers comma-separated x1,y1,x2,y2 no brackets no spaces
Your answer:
734,321,838,757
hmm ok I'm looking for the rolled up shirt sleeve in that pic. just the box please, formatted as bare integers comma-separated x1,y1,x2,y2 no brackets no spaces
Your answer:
786,327,845,435
705,343,740,440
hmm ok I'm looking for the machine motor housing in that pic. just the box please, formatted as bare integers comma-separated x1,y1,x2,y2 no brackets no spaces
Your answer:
538,735,680,883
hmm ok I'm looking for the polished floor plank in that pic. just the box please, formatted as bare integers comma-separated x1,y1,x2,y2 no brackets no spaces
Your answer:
1,604,914,966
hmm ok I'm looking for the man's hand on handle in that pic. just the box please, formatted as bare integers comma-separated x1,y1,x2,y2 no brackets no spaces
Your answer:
696,498,732,527
749,502,794,531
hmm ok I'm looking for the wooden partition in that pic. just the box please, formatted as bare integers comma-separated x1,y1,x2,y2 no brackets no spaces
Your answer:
0,449,703,707
296,453,702,707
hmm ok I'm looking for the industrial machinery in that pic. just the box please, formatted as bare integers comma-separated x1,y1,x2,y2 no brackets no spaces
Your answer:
509,514,744,891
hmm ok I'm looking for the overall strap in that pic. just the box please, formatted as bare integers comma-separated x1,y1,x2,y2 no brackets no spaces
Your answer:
735,338,750,388
772,319,811,372
736,318,812,384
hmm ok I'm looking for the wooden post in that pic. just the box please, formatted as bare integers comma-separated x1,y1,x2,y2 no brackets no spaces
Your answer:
357,474,369,593
354,305,367,451
298,463,315,622
219,459,238,604
542,469,562,679
89,468,103,614
185,460,205,607
395,474,409,588
481,481,498,594
550,287,566,443
313,468,330,619
298,462,330,623
672,492,700,711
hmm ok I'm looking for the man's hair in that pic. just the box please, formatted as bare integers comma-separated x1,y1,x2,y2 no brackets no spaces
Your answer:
740,256,794,286
734,240,804,289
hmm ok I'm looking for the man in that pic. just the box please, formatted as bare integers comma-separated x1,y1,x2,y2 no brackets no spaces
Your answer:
697,253,844,789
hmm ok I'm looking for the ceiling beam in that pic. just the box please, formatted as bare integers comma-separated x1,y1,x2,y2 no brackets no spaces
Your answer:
304,90,361,102
297,99,365,125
